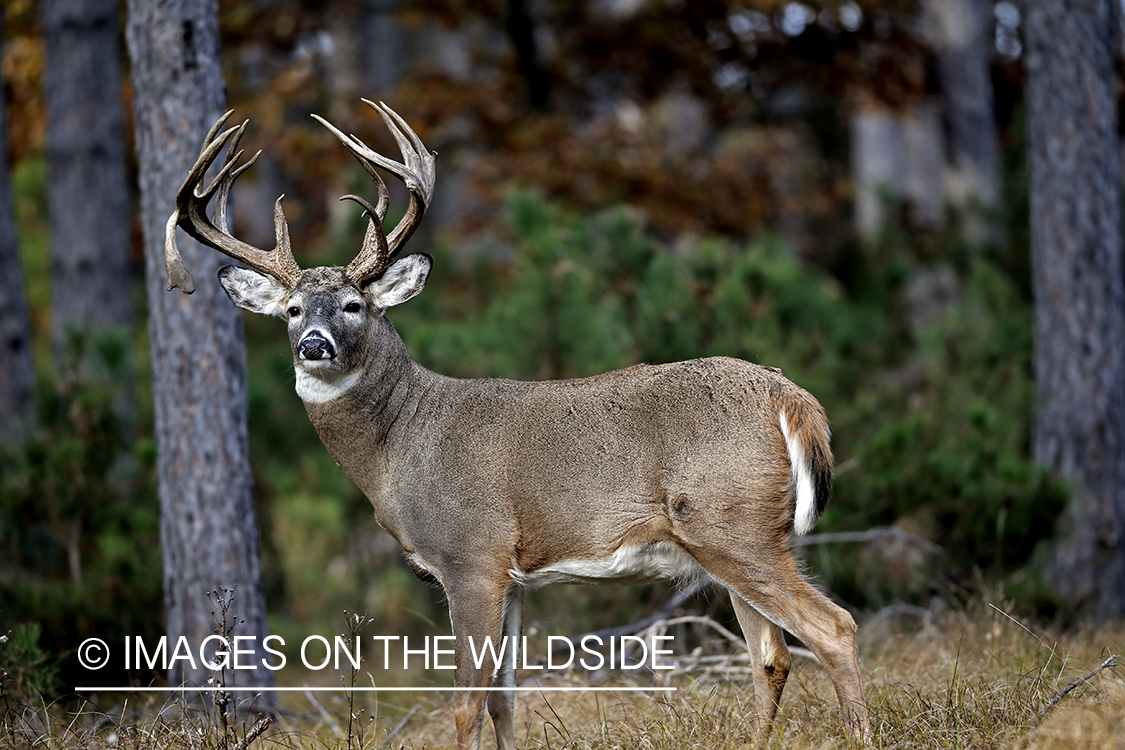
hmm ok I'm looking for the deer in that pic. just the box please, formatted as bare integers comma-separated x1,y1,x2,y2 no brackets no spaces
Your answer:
164,100,870,749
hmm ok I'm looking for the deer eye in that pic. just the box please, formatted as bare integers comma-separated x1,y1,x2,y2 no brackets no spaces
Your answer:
287,306,301,318
343,301,362,313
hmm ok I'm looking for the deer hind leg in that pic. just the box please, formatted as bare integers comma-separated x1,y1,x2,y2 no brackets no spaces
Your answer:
730,593,790,727
697,547,870,742
446,577,511,750
487,584,524,750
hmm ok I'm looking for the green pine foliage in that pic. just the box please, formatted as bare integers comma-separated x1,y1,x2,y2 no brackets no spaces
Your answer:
0,622,61,703
0,330,162,693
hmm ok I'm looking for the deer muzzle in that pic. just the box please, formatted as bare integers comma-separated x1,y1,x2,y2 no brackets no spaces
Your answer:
298,331,336,361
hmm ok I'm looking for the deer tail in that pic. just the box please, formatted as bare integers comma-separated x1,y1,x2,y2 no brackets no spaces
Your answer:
777,392,834,536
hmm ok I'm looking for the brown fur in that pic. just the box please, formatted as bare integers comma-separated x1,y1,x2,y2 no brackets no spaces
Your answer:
293,313,870,746
199,104,869,745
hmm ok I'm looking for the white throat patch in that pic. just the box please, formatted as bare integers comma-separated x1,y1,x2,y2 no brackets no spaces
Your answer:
295,367,361,404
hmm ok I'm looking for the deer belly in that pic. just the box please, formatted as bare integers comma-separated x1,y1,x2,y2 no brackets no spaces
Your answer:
514,541,706,587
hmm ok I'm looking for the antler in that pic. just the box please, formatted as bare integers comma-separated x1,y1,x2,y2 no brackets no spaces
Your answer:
165,111,303,293
312,100,436,287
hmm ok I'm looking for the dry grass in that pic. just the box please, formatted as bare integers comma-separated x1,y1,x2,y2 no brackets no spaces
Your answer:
5,601,1124,750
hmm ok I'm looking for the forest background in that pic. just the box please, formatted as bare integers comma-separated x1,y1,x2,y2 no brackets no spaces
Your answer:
0,0,1114,707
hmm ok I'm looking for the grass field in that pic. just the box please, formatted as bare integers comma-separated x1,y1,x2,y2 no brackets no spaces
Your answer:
4,600,1123,749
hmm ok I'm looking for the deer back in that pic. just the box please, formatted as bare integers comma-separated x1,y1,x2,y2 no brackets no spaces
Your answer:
302,316,828,582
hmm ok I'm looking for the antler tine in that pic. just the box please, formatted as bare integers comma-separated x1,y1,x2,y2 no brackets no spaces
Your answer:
164,119,242,293
165,113,303,294
311,114,394,279
341,137,392,223
312,101,436,287
368,100,436,254
213,120,260,235
340,192,390,273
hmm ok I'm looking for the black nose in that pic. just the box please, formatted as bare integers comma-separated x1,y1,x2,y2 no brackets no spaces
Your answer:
298,333,335,361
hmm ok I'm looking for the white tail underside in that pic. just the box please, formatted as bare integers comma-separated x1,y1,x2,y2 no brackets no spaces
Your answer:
779,411,817,535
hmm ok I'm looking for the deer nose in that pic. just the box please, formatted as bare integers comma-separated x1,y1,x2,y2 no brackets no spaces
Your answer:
298,332,336,361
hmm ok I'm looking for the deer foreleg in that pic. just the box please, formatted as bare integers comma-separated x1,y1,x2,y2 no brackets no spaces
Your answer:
447,577,509,750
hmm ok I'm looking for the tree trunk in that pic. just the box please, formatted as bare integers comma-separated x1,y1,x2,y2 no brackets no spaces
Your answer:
851,97,944,236
41,0,133,339
361,0,404,96
0,8,35,441
505,0,550,110
924,0,1002,242
1025,0,1125,619
125,0,276,703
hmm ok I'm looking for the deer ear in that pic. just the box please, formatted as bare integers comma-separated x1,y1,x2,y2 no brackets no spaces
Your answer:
218,266,290,318
365,253,432,309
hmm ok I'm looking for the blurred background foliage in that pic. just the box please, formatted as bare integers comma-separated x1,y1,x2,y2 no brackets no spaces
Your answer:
0,0,1076,694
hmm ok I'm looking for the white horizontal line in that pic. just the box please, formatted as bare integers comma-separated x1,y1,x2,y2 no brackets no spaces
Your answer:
75,686,676,693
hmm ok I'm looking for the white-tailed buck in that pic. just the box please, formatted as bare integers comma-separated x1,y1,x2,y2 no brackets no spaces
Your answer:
165,101,870,748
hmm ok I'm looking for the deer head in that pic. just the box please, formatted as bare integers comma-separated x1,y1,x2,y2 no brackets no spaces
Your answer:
165,101,435,392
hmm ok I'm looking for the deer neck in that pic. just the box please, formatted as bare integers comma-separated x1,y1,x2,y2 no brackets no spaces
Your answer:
298,315,437,506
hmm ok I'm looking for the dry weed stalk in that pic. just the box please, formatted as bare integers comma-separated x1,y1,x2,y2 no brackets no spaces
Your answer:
1037,653,1119,719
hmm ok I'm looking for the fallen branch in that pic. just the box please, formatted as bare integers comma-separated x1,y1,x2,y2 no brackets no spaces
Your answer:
548,578,712,658
638,614,820,672
792,526,941,553
378,705,420,749
304,686,342,736
231,716,273,750
658,648,818,667
639,614,746,651
1038,654,1119,720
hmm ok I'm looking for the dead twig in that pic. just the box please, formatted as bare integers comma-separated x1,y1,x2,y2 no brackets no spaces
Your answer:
548,578,712,658
230,716,272,750
639,614,820,673
988,602,1059,657
377,705,420,749
1038,654,1119,720
304,686,342,736
640,614,745,651
792,526,941,554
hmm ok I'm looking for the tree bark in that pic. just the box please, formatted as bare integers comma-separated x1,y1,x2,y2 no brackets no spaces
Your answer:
851,98,944,236
0,8,35,441
361,0,404,96
41,0,133,338
126,0,276,703
1025,0,1125,618
924,0,1002,242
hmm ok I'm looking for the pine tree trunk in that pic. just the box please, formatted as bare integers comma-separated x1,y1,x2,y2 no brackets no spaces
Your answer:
125,0,276,703
1025,0,1125,619
41,0,133,338
0,8,35,441
851,98,944,235
924,0,1002,242
361,0,404,96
